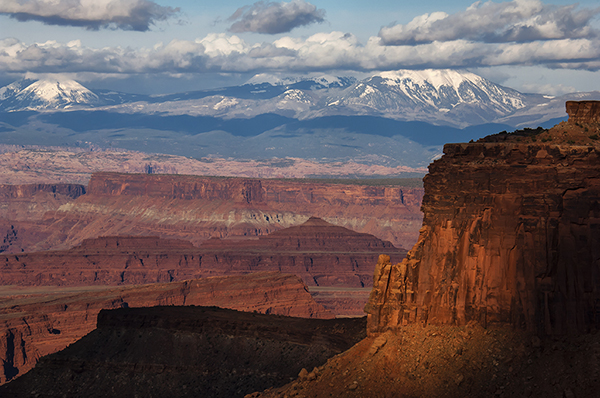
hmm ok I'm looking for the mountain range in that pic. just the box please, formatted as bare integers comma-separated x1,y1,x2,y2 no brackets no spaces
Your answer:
1,70,598,172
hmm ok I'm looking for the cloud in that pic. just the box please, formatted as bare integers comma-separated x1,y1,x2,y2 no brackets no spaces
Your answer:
379,0,600,45
227,0,325,34
2,31,599,77
0,0,179,31
520,82,575,96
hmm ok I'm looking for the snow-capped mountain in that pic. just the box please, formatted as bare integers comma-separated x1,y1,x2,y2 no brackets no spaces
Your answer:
325,70,529,126
0,69,589,128
1,70,595,171
0,79,36,101
0,79,100,111
245,73,356,89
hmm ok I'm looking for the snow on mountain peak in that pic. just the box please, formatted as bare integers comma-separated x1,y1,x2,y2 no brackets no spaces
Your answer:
245,73,353,88
377,69,483,90
18,79,99,107
0,79,36,101
0,78,101,111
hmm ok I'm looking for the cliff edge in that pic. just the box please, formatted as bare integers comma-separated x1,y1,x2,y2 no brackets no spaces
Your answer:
366,101,600,335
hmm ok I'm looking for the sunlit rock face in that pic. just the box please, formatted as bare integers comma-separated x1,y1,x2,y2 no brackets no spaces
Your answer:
366,101,600,336
566,100,600,124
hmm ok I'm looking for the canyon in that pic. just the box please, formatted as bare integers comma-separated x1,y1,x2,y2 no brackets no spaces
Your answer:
0,175,412,385
0,172,423,254
1,100,599,397
0,218,402,384
252,100,600,398
0,219,405,289
0,272,333,384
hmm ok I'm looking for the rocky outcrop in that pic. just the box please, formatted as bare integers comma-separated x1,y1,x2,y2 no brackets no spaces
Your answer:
566,100,600,123
0,184,85,200
366,102,600,336
202,216,398,252
0,272,332,384
309,287,372,317
0,306,365,398
26,172,422,253
0,183,86,253
254,322,600,398
0,220,405,288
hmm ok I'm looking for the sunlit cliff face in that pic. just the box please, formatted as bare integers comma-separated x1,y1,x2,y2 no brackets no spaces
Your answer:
366,101,600,336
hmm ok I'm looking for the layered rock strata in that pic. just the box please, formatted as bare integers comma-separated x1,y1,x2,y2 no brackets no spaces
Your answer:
308,287,372,317
566,100,600,123
0,272,332,384
0,306,365,398
0,219,405,288
0,184,85,253
26,172,422,253
366,101,600,335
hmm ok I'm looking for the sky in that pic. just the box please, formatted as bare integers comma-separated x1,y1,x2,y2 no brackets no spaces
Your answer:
0,0,599,95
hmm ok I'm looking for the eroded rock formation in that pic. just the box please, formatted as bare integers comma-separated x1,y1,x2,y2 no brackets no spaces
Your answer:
0,183,85,253
0,272,332,384
0,219,405,288
566,100,600,124
27,172,422,252
366,101,600,335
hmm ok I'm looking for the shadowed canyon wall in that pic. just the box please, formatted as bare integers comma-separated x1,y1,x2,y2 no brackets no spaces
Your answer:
0,306,366,398
0,272,331,384
366,101,600,336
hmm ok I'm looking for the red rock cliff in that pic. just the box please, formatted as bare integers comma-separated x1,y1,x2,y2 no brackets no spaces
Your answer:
366,111,600,335
0,221,405,288
0,184,86,253
0,184,85,200
35,172,422,252
566,100,600,124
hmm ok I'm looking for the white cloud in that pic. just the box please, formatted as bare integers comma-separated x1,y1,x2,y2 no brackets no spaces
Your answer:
227,0,325,34
0,0,179,31
379,0,599,45
1,31,599,76
521,82,575,95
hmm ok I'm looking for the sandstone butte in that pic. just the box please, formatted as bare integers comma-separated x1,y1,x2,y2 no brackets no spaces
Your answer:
0,272,333,384
0,218,406,289
365,100,600,336
0,173,423,255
